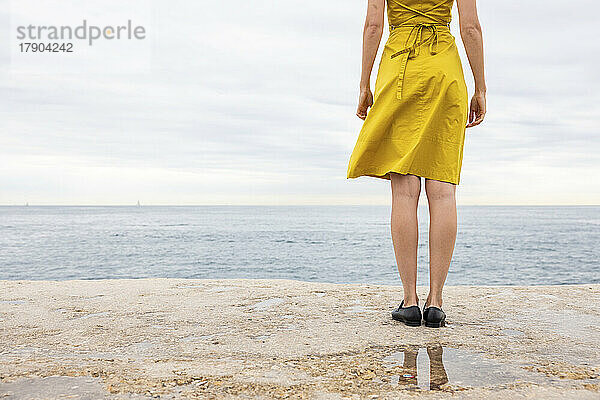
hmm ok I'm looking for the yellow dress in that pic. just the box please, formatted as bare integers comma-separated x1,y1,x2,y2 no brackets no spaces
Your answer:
347,0,468,184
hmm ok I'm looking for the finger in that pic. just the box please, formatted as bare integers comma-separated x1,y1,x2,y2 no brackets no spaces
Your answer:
356,113,366,120
469,118,482,127
466,113,484,128
466,113,477,127
476,112,486,124
467,115,482,127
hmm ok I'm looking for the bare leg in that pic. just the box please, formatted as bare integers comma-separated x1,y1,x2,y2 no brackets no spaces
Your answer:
424,179,457,309
390,173,421,307
427,344,449,389
398,345,419,386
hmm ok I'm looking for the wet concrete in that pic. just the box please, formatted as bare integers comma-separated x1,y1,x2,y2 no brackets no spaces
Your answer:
0,376,110,399
0,279,599,399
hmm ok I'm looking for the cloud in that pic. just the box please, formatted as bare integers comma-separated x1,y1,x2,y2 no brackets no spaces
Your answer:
0,0,598,204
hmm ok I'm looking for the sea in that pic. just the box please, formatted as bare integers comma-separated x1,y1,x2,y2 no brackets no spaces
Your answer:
0,206,598,285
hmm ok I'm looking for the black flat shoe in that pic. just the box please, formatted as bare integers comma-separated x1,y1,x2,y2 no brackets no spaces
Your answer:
391,300,422,327
423,303,446,328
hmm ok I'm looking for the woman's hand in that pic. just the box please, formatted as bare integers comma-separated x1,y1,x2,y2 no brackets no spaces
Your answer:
466,90,486,128
356,88,373,120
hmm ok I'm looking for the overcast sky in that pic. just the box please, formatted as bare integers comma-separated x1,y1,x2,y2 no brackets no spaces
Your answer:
0,0,598,205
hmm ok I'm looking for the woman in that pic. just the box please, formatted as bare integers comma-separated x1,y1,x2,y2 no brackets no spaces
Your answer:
347,0,486,327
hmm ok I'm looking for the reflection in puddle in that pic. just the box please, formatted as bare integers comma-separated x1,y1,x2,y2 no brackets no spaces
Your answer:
382,344,544,390
383,345,447,390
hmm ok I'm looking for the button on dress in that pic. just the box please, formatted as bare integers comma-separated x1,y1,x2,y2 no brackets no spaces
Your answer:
347,0,469,184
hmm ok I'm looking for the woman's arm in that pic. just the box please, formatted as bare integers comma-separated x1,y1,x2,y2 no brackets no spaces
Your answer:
457,0,486,127
356,0,385,120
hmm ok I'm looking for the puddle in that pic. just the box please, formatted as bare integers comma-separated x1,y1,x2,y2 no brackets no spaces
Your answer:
0,300,27,304
250,298,285,310
382,345,548,390
0,376,108,399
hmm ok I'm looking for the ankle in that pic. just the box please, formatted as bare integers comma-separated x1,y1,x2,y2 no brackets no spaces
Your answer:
425,295,443,308
403,295,419,307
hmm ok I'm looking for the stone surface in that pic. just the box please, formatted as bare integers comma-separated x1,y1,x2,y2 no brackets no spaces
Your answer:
0,279,599,399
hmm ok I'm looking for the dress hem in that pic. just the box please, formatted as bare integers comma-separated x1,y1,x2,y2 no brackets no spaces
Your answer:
347,169,459,185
